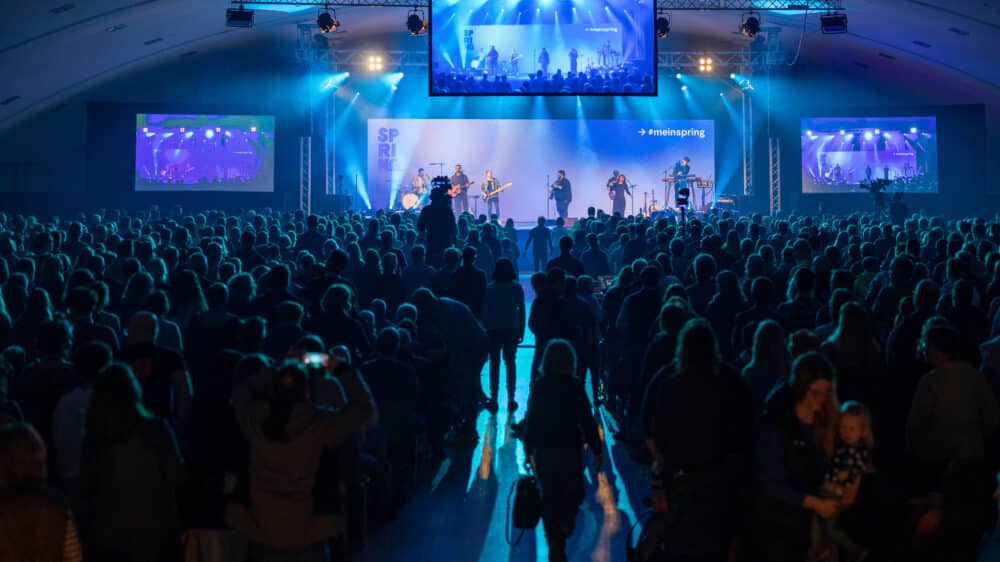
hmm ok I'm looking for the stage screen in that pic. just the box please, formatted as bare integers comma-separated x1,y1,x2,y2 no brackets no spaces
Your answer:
801,116,938,194
367,118,715,219
429,0,656,96
134,114,275,192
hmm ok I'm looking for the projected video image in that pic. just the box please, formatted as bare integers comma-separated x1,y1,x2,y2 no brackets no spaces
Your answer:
430,0,656,96
367,118,715,218
135,114,275,192
801,116,938,194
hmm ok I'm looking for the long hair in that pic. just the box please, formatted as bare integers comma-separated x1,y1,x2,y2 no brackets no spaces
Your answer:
829,302,880,367
0,423,46,496
83,363,151,452
790,351,840,458
262,362,309,443
676,319,720,376
750,320,790,377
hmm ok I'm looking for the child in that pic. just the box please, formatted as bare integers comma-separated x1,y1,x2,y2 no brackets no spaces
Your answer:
810,401,873,562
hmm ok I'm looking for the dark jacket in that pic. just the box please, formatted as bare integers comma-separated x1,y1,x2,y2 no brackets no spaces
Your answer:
524,372,600,482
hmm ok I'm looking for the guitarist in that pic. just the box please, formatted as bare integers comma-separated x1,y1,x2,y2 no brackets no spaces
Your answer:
510,48,521,76
550,169,572,219
449,164,472,215
481,169,502,218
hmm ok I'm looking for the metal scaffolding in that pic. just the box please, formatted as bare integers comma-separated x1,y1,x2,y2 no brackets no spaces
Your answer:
299,137,313,215
768,137,782,215
243,0,841,9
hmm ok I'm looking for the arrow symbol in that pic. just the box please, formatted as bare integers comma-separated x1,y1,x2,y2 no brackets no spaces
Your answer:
638,129,646,136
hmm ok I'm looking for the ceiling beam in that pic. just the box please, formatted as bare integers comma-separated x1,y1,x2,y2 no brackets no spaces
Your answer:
240,0,842,10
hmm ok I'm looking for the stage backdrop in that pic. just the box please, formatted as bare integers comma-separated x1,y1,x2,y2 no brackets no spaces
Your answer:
366,118,715,220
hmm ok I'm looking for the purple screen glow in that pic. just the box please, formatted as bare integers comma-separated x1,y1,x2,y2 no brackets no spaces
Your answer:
801,116,938,194
135,114,275,192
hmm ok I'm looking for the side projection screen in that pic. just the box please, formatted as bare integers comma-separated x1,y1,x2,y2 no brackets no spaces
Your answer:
430,0,657,96
135,114,275,192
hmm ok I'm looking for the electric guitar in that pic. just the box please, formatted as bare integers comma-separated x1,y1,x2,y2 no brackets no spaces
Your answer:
481,182,513,200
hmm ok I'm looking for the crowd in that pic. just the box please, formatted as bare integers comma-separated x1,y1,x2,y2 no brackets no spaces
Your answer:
430,68,656,95
1,183,999,562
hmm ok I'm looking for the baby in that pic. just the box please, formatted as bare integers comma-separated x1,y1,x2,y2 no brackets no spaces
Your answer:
810,401,873,562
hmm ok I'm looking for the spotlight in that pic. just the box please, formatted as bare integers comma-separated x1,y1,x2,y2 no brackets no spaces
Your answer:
741,13,761,38
840,129,846,135
675,73,682,79
698,56,712,73
655,12,670,38
367,55,384,72
406,9,427,36
142,127,149,133
250,126,257,133
806,130,812,136
910,127,918,134
864,131,873,141
681,85,688,91
226,4,254,28
729,73,736,80
179,127,185,132
874,129,880,134
820,12,848,34
317,7,340,33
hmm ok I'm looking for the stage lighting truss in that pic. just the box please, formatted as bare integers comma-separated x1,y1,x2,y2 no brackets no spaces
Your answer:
406,8,427,35
655,11,671,39
317,5,340,32
698,56,713,73
241,0,841,9
367,55,385,72
741,12,761,37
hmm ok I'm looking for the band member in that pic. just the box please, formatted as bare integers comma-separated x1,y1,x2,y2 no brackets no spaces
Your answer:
599,41,612,67
538,48,550,77
550,169,572,219
673,156,691,185
510,48,521,75
481,169,502,217
486,46,500,76
569,48,578,74
865,164,873,182
450,164,472,215
832,163,843,182
607,170,630,216
412,167,429,206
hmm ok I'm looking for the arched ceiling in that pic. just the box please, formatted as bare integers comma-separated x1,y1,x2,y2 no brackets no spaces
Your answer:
1,0,998,131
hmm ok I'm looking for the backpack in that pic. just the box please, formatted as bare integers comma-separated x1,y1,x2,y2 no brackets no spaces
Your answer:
506,472,541,546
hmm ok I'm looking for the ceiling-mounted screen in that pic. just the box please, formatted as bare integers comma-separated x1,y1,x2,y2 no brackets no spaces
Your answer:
430,0,657,96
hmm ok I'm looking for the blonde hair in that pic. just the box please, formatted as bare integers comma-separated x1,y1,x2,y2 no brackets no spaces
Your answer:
840,401,875,449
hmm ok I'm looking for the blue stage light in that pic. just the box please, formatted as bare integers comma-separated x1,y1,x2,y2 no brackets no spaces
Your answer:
840,129,845,135
864,131,873,140
205,129,215,139
910,127,918,133
681,85,688,91
729,73,736,79
675,73,682,79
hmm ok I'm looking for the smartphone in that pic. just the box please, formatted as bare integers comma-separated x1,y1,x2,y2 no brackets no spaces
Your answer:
301,352,330,369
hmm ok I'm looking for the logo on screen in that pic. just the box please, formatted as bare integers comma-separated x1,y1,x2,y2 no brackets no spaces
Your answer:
376,127,400,172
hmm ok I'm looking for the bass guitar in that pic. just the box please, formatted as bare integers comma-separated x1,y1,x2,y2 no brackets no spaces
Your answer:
449,181,472,198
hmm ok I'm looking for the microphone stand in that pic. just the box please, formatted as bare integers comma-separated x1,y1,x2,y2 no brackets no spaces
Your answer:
545,173,550,220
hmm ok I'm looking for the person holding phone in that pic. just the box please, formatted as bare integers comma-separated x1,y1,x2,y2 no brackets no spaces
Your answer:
227,355,376,561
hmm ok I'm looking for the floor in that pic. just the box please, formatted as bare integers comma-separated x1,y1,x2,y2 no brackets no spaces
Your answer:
358,275,1000,562
358,275,648,562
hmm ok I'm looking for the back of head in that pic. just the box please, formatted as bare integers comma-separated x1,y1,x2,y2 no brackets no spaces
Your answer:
127,311,158,344
65,287,98,318
541,339,576,378
640,265,660,288
559,236,573,253
752,320,787,372
462,245,477,265
492,258,516,282
205,283,229,311
376,327,401,357
85,362,145,448
676,319,719,374
72,342,113,388
750,277,774,307
321,284,352,315
789,351,835,403
694,253,717,280
914,279,939,312
922,324,960,362
36,320,71,358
